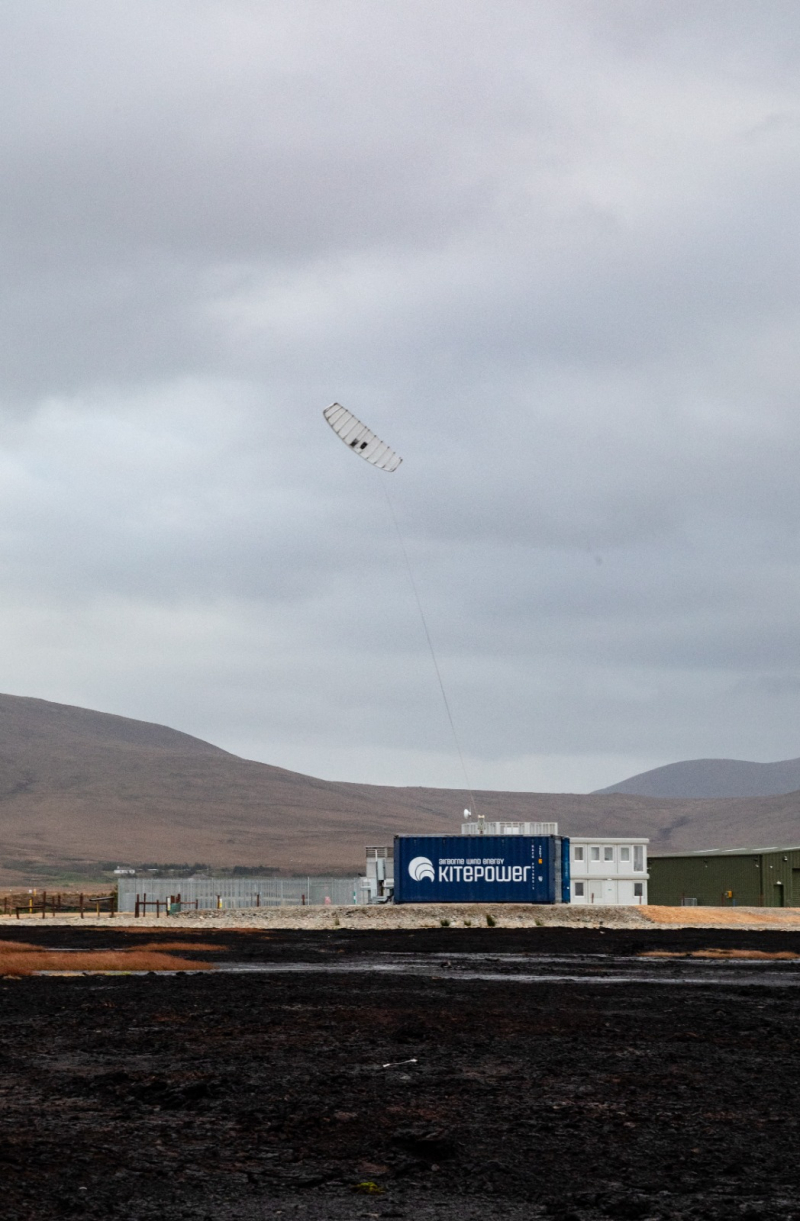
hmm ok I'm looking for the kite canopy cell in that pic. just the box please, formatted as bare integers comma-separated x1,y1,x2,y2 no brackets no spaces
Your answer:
323,403,402,472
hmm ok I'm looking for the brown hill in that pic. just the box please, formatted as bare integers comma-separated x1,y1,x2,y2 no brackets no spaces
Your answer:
1,693,799,882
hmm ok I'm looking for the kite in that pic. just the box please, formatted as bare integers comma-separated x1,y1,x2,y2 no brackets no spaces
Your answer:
323,403,402,472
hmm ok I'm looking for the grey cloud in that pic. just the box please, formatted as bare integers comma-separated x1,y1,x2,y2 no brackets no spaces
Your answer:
2,1,800,791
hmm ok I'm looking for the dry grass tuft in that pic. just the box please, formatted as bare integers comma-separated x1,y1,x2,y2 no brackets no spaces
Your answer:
0,942,214,976
640,948,800,960
691,948,800,960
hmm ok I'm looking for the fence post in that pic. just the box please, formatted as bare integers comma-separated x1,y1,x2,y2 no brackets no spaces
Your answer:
80,893,85,919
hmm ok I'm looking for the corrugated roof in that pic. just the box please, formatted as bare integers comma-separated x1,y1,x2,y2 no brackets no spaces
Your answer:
651,845,800,858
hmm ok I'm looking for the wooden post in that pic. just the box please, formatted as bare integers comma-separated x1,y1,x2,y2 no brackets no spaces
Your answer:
79,893,85,919
256,893,260,907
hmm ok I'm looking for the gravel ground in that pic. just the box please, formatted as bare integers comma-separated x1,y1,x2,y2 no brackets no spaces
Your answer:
4,902,800,931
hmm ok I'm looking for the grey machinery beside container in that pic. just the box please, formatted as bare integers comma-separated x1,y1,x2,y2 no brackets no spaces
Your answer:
393,834,571,904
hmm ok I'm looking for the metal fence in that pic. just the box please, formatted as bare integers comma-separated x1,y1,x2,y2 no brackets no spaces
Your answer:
117,876,366,912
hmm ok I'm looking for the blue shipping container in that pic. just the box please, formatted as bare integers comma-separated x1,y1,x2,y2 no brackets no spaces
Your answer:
394,835,566,904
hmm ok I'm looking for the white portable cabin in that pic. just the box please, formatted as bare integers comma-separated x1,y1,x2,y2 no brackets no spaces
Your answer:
568,838,649,905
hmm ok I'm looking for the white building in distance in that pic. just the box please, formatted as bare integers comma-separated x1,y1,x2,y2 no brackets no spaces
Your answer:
568,838,648,905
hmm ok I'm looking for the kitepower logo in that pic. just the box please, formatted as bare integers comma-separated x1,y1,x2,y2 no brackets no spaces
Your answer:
408,856,435,882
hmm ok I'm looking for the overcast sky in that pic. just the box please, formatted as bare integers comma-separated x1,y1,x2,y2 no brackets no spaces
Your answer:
2,1,800,794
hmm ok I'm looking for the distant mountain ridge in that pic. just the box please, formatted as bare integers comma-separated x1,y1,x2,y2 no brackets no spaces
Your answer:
593,757,800,800
1,692,800,882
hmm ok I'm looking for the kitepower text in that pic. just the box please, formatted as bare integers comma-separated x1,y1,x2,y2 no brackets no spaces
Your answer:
437,858,532,883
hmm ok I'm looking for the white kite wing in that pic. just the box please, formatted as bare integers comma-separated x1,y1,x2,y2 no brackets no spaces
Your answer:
323,403,402,472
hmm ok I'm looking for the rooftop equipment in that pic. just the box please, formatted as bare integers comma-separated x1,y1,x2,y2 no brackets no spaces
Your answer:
461,820,559,836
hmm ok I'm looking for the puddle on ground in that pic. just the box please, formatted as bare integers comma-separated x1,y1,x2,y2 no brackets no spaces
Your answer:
213,952,800,986
31,949,800,984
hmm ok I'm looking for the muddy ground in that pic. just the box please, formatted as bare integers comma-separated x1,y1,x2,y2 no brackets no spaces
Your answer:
2,926,800,1221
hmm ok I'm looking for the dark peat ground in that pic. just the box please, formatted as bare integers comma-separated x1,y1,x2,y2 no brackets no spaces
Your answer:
1,925,799,1221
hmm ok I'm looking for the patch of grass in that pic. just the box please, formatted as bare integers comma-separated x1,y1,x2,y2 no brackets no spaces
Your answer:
640,948,800,960
463,918,472,927
0,941,214,975
485,913,496,927
439,917,450,927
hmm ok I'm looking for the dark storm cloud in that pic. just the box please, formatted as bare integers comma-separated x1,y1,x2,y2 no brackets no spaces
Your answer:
1,1,800,791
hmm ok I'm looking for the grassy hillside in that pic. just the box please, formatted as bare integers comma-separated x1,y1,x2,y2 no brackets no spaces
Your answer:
1,693,799,882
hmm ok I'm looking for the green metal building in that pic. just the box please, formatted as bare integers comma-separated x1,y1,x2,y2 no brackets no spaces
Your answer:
649,846,800,907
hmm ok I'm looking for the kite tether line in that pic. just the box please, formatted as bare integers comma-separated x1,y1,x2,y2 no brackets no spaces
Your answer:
381,480,480,819
323,401,479,816
322,405,478,815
